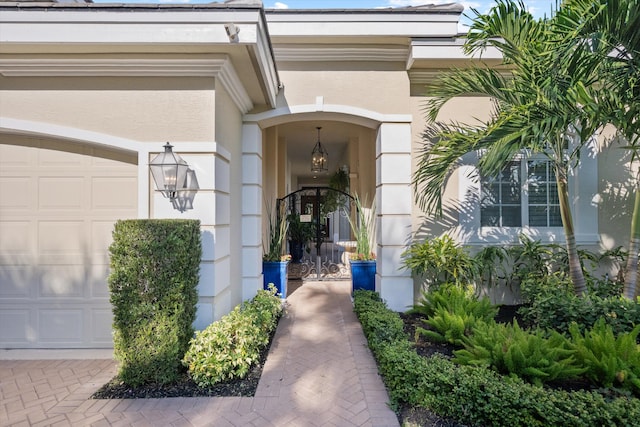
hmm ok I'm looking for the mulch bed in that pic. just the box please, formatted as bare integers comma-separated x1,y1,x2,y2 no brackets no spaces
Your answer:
91,321,278,399
91,360,265,399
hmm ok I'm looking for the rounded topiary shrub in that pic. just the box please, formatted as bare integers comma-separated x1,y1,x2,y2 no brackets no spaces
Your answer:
108,219,201,386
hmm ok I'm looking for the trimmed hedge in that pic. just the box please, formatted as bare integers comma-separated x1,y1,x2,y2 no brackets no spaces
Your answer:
183,286,283,387
108,219,201,386
353,290,640,427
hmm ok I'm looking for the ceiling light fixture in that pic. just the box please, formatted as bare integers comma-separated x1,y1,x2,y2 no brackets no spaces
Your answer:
310,126,328,173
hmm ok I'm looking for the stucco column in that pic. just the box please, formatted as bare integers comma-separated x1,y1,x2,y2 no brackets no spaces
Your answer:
376,122,413,312
241,123,264,300
148,142,231,329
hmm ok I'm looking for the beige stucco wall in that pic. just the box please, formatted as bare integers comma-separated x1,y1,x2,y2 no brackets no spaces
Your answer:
0,75,215,142
277,69,411,115
597,126,634,253
408,95,494,237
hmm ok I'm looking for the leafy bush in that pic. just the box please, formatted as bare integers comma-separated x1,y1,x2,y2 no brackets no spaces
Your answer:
108,219,201,386
352,291,640,427
454,320,585,385
401,235,478,289
570,318,640,394
412,285,497,346
420,354,640,427
519,274,640,335
183,286,282,387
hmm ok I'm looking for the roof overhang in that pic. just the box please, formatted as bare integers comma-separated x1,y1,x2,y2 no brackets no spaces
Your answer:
0,2,280,109
264,6,505,83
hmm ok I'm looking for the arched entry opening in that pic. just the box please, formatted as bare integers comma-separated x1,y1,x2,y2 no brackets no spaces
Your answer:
241,104,414,312
265,119,375,286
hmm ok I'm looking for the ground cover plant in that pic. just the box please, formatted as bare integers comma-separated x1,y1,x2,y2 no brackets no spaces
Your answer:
395,228,640,425
354,290,640,427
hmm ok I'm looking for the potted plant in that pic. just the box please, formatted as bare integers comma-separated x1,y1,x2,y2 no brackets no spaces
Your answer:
346,195,376,293
322,168,350,216
287,213,315,263
263,200,289,299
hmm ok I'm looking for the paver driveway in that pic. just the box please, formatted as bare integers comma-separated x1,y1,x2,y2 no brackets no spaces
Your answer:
0,280,399,426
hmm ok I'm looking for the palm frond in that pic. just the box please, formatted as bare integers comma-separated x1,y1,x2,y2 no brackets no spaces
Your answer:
413,122,490,214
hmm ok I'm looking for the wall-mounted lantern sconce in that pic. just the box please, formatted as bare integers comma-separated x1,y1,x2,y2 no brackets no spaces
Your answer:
149,142,198,212
171,168,199,212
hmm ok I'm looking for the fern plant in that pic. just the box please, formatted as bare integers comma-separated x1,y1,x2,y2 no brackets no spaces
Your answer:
569,318,640,394
411,284,497,319
454,320,585,386
413,285,497,346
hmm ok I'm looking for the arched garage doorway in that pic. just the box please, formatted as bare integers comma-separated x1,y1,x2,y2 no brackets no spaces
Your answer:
0,133,138,348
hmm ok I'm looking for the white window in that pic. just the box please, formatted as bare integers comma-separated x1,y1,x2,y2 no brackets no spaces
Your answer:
480,159,562,228
456,139,598,245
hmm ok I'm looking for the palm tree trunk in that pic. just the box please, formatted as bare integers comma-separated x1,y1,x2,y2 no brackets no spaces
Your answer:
623,181,640,299
555,162,588,295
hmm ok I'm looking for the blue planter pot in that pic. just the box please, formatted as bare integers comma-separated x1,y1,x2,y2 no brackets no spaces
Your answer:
263,261,288,299
350,260,376,292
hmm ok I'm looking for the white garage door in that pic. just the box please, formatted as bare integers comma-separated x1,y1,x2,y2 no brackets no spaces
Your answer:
0,138,138,348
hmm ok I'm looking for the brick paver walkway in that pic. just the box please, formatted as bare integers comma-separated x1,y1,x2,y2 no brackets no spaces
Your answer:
0,280,399,426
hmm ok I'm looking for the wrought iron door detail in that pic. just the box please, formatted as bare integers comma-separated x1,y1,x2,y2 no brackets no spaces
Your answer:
278,187,354,281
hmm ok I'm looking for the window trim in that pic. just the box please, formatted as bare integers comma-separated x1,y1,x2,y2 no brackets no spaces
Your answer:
456,139,599,246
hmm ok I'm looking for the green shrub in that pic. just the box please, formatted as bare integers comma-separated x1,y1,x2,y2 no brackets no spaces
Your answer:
520,275,640,335
183,286,282,387
454,320,585,386
401,235,479,289
421,354,640,427
412,285,497,346
570,318,640,394
353,290,407,348
108,219,201,386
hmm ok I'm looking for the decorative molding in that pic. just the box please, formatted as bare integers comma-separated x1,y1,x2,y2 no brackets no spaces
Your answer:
0,57,254,113
407,69,445,84
244,103,412,129
273,45,408,62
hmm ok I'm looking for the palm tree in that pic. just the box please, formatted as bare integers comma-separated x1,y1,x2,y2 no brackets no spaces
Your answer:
413,0,604,295
559,0,640,298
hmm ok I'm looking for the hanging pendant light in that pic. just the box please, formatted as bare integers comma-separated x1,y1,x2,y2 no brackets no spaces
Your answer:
310,126,328,173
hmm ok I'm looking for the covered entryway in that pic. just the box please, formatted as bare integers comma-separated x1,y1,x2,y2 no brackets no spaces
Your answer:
241,103,415,311
0,136,137,348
